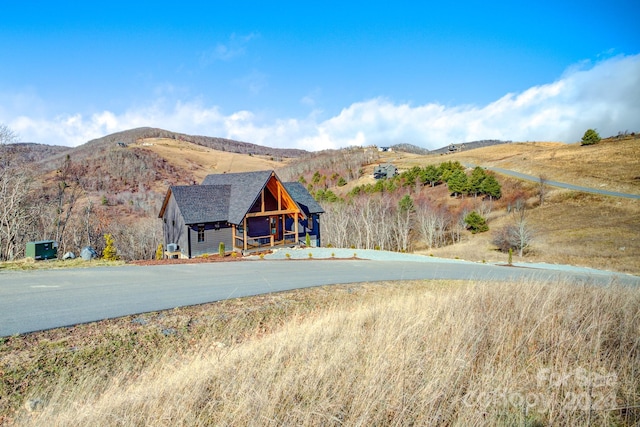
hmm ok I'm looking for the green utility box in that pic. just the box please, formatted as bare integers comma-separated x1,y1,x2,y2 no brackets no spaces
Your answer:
26,240,58,260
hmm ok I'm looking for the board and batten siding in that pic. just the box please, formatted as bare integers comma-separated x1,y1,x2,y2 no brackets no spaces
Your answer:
188,224,233,257
162,194,189,257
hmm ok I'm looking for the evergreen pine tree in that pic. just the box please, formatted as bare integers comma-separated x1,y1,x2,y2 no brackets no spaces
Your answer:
447,169,468,197
581,129,601,145
469,166,487,197
399,194,415,212
422,164,441,187
480,175,502,199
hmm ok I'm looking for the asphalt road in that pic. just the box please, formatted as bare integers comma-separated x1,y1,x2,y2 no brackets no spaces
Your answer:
466,164,640,200
1,259,638,336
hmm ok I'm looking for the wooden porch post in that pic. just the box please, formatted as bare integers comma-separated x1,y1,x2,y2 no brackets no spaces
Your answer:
278,185,282,210
294,213,299,244
243,217,248,251
232,224,236,251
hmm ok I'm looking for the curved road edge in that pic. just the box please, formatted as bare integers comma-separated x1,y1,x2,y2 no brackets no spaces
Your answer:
1,256,638,337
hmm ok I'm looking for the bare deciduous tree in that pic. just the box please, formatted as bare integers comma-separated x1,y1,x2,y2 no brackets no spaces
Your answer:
0,125,37,260
109,218,163,260
53,155,83,253
415,199,447,249
493,206,535,257
538,175,548,206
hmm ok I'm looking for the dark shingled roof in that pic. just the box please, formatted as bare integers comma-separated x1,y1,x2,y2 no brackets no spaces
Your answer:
170,185,231,224
283,182,325,215
202,170,273,224
163,170,323,226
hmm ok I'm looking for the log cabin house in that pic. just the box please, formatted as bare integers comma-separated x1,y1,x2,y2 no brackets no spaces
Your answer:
158,170,323,258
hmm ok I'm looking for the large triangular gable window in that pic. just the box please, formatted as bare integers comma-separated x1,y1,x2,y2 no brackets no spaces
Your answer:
248,174,302,218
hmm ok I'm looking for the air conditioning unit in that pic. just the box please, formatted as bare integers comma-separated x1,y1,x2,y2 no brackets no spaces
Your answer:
167,243,178,252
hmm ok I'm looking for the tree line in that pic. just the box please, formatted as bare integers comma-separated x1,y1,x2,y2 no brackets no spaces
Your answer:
348,161,501,200
321,191,489,252
316,160,535,255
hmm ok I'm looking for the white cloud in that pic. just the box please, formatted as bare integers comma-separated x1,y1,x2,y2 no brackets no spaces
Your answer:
200,32,259,64
2,54,639,151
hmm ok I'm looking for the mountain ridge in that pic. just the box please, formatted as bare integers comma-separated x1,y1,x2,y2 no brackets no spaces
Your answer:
80,127,308,158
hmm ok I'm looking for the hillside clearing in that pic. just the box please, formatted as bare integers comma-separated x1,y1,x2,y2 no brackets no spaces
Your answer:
131,137,288,184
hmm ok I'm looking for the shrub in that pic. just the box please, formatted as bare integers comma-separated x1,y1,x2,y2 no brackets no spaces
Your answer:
464,211,489,234
305,233,311,247
155,243,163,260
219,242,225,257
102,234,118,261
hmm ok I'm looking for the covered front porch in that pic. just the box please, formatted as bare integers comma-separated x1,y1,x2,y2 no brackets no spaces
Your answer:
231,173,308,252
232,213,303,252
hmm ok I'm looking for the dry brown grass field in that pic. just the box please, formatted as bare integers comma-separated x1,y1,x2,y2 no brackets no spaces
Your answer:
398,136,640,195
4,279,639,426
131,137,288,186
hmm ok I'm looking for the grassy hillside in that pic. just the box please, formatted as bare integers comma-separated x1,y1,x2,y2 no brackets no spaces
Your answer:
429,137,640,274
58,127,307,161
130,137,288,187
403,135,640,195
322,136,639,274
3,279,638,425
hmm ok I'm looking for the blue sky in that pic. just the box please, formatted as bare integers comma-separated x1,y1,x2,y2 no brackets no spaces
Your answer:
1,1,638,150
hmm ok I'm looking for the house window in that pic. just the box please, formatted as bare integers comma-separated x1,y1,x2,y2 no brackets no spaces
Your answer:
197,226,205,243
308,215,314,230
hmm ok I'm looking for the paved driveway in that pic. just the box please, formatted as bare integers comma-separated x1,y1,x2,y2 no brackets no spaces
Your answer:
1,259,637,336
